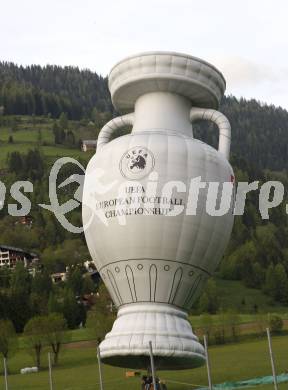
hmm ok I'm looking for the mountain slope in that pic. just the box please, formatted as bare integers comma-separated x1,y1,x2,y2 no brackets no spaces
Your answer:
1,62,288,170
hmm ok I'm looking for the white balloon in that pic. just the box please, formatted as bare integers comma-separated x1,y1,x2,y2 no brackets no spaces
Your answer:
82,51,234,370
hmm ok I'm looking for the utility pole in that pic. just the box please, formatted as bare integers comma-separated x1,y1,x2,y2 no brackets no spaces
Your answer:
204,335,212,390
266,328,278,390
97,346,104,390
48,352,53,390
149,341,157,390
3,357,8,390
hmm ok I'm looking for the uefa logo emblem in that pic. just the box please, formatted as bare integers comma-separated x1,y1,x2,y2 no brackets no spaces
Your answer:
119,146,155,179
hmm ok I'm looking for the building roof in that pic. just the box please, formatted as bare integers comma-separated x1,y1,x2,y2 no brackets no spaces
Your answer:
82,140,97,145
0,245,38,258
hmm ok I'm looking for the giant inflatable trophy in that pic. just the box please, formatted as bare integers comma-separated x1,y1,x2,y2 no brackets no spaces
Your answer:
82,51,234,369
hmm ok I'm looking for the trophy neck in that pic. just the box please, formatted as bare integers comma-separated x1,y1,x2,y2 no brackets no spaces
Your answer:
132,92,193,137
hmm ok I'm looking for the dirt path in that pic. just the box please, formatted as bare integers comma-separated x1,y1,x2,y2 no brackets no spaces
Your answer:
64,340,97,349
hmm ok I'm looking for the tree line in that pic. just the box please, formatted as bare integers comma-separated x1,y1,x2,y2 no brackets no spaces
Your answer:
196,312,284,346
0,262,95,333
1,62,288,170
0,281,114,370
0,62,113,119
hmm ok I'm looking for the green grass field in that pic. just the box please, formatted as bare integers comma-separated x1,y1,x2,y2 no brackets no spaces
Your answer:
0,116,95,165
0,142,92,164
2,335,288,390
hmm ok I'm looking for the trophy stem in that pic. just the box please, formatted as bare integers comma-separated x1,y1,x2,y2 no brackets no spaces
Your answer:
99,303,206,370
133,91,192,136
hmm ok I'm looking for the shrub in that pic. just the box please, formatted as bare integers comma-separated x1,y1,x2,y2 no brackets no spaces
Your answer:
269,314,283,333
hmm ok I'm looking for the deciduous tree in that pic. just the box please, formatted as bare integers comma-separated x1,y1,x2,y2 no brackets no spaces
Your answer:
24,316,47,369
0,320,17,361
43,313,68,365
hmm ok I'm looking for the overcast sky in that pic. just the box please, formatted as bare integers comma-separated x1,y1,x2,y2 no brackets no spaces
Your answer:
1,0,288,108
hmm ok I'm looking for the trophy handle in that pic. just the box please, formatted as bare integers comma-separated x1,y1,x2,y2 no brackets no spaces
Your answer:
97,113,134,150
190,108,231,160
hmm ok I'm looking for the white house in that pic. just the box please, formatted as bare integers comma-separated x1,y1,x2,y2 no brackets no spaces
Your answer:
81,140,97,152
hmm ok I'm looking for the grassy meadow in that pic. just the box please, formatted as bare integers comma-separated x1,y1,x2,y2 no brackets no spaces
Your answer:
0,116,95,166
2,333,288,390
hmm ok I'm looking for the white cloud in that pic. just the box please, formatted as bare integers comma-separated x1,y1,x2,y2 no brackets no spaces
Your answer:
216,57,279,87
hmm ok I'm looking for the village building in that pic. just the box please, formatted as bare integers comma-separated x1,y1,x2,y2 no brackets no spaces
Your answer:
0,245,39,270
51,272,67,283
81,140,97,152
15,215,33,227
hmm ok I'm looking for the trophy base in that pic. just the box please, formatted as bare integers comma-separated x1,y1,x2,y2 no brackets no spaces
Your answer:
99,303,206,370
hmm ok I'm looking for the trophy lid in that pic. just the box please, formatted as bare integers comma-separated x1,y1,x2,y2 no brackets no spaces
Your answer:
109,51,226,111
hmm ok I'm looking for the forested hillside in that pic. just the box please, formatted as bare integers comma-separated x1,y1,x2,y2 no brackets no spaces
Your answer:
1,62,288,170
0,61,287,321
0,62,113,119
